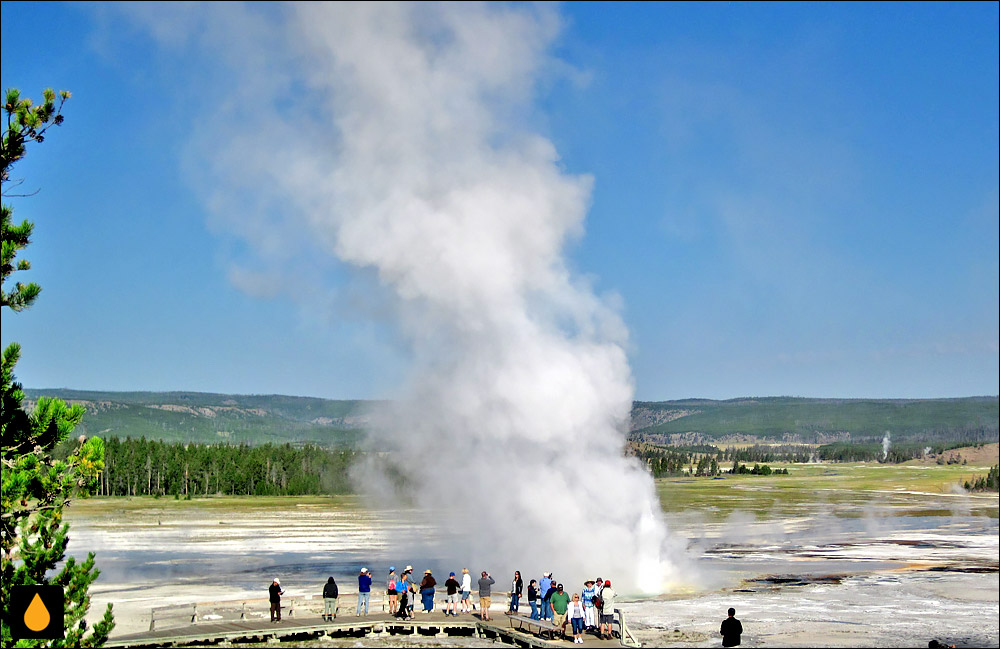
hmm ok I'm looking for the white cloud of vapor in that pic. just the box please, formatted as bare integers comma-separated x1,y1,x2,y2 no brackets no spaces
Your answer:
117,1,688,593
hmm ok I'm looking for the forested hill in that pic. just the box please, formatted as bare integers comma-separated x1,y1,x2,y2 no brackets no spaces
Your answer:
23,389,999,448
631,396,999,444
23,389,376,447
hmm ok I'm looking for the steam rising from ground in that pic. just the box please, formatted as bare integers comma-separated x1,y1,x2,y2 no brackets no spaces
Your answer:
882,432,892,460
124,2,685,592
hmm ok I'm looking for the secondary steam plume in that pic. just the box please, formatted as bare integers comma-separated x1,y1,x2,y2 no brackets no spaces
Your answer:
132,2,685,592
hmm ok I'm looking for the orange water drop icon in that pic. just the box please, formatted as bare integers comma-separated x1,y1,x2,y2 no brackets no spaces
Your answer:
25,592,51,632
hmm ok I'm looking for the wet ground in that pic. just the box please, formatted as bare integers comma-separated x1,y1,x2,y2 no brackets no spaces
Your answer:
64,467,999,647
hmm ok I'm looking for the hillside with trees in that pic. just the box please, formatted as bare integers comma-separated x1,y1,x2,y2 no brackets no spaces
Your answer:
24,390,1000,450
631,396,998,444
24,389,375,447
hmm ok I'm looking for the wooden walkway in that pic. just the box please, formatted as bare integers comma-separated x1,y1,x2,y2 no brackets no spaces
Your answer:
105,609,640,648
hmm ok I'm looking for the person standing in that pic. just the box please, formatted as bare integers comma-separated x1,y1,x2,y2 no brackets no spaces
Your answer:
396,569,413,620
269,578,284,622
322,576,338,621
460,568,473,614
508,570,523,615
357,567,372,616
598,580,616,640
477,571,495,621
444,572,461,617
568,594,587,644
581,579,597,630
527,579,540,620
543,579,558,623
539,572,553,621
594,578,606,629
721,608,743,647
549,583,571,637
420,569,437,613
386,567,398,615
403,566,416,615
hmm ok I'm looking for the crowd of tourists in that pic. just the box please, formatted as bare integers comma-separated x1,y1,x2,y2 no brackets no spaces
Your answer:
518,571,619,643
270,571,744,646
267,567,620,641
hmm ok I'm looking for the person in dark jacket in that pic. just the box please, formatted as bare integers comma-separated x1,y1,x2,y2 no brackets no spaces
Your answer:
507,570,523,615
444,572,461,617
527,580,540,620
419,570,437,613
322,576,338,621
721,608,742,647
269,578,284,622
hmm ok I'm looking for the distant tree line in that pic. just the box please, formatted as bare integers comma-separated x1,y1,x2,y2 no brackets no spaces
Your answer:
633,445,790,478
964,465,999,492
92,438,357,496
815,441,979,463
633,437,993,474
730,461,788,475
725,444,813,463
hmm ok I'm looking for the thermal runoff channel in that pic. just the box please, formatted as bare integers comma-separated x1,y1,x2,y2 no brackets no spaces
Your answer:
183,3,687,593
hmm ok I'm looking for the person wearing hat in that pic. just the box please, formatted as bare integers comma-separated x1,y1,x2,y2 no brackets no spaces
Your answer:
322,576,339,621
357,567,372,616
539,572,553,621
598,580,616,640
549,583,571,636
419,569,437,613
403,566,416,616
386,567,398,616
581,579,598,630
269,578,284,622
444,571,461,616
460,568,473,614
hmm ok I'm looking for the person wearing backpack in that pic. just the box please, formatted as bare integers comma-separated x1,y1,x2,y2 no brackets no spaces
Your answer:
598,580,616,640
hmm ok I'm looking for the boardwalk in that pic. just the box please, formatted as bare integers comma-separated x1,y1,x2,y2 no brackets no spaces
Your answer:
106,608,639,648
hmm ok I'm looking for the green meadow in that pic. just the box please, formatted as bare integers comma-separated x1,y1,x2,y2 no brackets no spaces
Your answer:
655,462,999,520
66,462,999,523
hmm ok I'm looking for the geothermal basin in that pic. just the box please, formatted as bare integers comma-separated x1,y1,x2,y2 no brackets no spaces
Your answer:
65,462,999,647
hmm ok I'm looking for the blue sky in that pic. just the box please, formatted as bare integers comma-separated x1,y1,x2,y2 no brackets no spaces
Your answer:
2,1,997,401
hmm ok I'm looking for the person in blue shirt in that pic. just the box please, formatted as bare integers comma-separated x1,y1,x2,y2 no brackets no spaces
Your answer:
581,580,597,629
538,573,552,620
357,567,373,616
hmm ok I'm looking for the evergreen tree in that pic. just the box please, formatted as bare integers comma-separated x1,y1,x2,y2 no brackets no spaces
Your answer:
1,87,114,647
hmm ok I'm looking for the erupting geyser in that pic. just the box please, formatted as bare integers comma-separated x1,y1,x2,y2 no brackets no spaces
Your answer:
175,1,687,593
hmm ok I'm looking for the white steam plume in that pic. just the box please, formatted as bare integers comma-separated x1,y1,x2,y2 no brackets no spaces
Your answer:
296,2,683,594
124,2,687,593
882,431,892,461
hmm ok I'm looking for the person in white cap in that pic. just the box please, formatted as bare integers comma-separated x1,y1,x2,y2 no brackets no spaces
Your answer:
357,567,372,616
268,578,284,622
